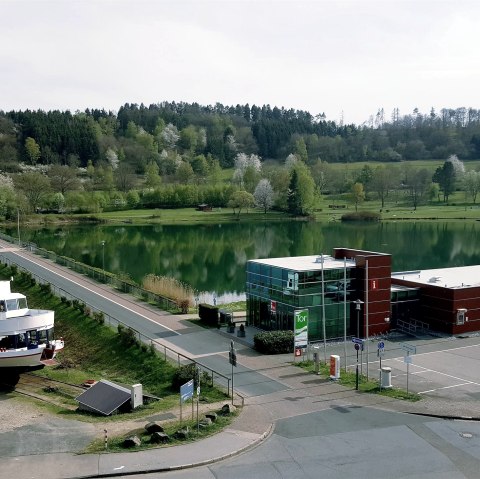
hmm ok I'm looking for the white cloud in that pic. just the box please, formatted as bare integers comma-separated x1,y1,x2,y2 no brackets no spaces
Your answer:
0,0,479,124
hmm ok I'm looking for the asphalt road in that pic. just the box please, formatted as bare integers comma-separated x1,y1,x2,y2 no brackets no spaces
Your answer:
117,406,480,479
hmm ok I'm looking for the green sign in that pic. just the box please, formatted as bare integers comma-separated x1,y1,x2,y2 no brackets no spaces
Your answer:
294,309,308,349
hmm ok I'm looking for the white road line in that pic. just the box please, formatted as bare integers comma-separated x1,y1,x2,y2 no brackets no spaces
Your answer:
6,249,180,335
419,382,475,394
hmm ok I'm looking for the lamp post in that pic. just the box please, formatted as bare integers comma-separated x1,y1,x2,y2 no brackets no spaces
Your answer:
354,299,364,338
354,299,364,391
101,241,105,278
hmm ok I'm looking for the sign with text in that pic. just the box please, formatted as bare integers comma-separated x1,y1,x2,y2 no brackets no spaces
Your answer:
180,379,194,403
271,300,277,313
294,309,309,349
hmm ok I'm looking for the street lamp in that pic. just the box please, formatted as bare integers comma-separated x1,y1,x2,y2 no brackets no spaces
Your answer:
101,240,105,273
354,299,364,338
353,299,364,391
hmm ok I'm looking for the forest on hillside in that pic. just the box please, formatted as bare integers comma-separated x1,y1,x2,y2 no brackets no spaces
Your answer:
1,102,480,220
1,103,480,173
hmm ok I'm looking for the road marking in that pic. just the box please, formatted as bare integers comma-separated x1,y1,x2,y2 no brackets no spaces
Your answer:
4,249,180,335
419,382,475,394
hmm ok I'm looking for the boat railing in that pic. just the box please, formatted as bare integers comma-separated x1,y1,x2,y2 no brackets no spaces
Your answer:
0,246,241,404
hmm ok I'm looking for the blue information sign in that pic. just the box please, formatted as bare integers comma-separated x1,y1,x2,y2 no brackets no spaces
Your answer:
180,379,194,403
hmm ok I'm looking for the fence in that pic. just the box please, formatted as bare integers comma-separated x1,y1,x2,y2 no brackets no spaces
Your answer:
0,241,244,405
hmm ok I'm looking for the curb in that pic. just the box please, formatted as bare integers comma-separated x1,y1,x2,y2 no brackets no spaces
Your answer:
76,423,275,479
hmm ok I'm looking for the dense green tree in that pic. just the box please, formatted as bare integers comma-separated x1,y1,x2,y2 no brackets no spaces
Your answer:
13,172,51,211
25,137,41,165
227,190,255,217
287,162,315,216
144,161,162,188
433,160,455,202
350,182,365,211
176,161,195,184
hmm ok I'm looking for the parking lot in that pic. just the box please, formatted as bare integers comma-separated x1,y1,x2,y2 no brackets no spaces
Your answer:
360,335,480,401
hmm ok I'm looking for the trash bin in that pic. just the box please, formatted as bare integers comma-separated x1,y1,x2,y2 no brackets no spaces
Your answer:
381,367,392,388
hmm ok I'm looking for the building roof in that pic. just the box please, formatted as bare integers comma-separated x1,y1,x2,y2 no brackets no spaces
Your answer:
76,379,131,416
392,265,480,289
248,255,356,272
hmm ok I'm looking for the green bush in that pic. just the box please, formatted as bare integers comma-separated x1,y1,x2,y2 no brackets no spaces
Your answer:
171,363,198,390
254,330,294,354
39,283,52,294
198,303,219,326
117,324,139,347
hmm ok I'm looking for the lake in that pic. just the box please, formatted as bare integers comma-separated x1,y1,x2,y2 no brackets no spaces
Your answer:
5,220,480,304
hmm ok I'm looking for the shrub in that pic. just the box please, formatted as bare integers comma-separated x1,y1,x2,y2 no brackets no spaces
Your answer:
117,324,139,347
39,283,52,294
93,311,105,325
341,211,381,222
171,363,198,390
254,330,294,354
177,298,190,314
198,303,219,326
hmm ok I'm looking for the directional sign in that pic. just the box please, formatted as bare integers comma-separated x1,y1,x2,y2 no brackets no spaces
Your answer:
180,379,194,403
401,343,417,354
352,337,364,345
404,355,413,364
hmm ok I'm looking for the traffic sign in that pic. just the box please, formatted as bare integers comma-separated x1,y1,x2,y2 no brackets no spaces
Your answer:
354,343,364,351
229,349,237,366
378,341,385,350
377,349,385,358
404,355,413,364
401,343,417,354
352,337,364,345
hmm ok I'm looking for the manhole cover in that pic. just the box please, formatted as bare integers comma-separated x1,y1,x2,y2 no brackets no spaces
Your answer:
460,432,473,438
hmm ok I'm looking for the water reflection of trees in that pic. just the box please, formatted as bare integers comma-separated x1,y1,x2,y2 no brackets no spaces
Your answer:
8,221,480,296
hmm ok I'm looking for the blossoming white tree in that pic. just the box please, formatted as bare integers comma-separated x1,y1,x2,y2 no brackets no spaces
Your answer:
254,178,274,213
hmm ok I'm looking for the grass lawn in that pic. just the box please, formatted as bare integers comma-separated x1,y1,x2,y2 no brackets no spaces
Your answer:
295,360,421,402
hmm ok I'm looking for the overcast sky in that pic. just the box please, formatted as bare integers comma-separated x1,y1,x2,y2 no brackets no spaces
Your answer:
1,0,479,125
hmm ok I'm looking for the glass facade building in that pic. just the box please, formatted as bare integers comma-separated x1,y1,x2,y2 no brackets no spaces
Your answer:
246,256,356,341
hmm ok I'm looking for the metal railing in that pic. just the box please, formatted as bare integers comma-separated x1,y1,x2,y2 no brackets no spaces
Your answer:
0,248,243,405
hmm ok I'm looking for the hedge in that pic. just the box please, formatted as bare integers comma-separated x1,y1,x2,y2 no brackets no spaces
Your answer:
254,330,294,354
198,303,219,326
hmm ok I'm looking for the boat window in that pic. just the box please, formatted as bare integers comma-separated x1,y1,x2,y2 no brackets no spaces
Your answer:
38,330,48,345
18,297,28,309
26,330,38,345
17,333,26,348
0,301,5,312
5,299,18,311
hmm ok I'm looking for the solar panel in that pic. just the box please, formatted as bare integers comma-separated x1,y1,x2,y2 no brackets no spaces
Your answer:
76,379,131,416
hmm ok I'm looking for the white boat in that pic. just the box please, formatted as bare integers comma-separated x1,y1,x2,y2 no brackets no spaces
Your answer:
0,280,64,372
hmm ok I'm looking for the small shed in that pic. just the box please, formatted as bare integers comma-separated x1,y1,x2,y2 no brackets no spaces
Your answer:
76,379,143,416
196,204,212,212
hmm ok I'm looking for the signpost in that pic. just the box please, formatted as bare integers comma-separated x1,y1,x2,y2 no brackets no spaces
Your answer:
400,343,416,393
294,309,309,361
229,340,237,404
352,337,364,390
180,379,194,424
377,341,385,389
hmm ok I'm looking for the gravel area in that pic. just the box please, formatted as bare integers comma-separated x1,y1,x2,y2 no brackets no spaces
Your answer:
0,394,50,433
